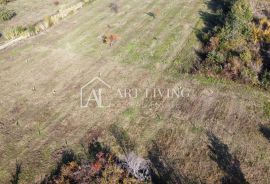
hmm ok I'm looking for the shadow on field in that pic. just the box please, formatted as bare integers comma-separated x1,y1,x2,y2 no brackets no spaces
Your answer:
41,149,76,184
10,161,22,184
196,0,232,44
148,141,198,184
259,125,270,142
109,124,135,155
207,132,248,184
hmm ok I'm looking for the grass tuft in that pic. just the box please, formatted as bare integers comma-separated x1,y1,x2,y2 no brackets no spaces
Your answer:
0,7,16,21
263,101,270,119
3,26,27,39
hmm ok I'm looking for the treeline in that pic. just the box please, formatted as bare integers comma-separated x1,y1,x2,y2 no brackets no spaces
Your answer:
197,0,270,87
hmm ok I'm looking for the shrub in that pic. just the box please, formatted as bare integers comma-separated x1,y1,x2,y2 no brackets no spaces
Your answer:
199,0,266,85
44,141,146,183
253,18,270,43
207,51,225,64
227,0,253,37
240,48,252,63
0,7,16,21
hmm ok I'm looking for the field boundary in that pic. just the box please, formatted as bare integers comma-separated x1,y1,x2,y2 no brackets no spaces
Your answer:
0,0,95,51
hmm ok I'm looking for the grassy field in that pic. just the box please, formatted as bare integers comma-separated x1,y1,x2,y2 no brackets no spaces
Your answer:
0,0,80,31
0,0,270,183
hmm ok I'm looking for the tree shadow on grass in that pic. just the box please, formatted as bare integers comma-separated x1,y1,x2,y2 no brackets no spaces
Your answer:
108,124,135,155
41,149,76,184
10,161,22,184
196,0,232,44
193,0,233,66
258,43,270,84
148,141,198,184
207,132,248,184
259,125,270,142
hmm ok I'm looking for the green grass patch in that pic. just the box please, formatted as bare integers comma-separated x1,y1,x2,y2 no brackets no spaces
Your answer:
124,43,142,63
3,26,27,39
190,126,204,134
154,113,164,123
174,22,202,72
0,7,16,21
122,107,138,121
263,101,270,119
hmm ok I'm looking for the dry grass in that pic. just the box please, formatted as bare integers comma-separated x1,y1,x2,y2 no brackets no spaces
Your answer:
0,0,270,183
0,0,80,37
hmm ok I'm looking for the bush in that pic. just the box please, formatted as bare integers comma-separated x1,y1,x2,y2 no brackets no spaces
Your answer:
240,48,252,63
253,18,270,43
43,141,147,183
207,51,225,64
199,0,266,84
0,7,16,21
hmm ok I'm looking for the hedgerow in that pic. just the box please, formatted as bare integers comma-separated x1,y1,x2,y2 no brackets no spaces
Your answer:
198,0,270,86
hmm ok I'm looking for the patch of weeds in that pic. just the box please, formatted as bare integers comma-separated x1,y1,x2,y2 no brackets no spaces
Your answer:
3,26,27,39
152,32,177,61
0,169,8,180
26,25,36,35
154,113,164,123
87,139,106,161
35,122,46,137
0,7,16,21
41,147,53,161
263,101,270,119
122,107,138,121
194,75,233,86
190,126,204,134
125,43,141,63
173,21,202,74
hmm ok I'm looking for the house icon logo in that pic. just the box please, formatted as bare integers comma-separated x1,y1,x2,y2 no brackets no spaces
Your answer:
80,77,112,108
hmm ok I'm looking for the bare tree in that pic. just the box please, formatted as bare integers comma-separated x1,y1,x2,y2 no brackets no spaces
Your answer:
123,152,151,181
